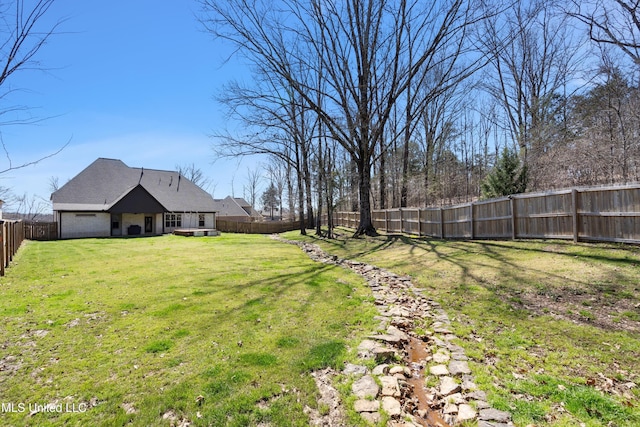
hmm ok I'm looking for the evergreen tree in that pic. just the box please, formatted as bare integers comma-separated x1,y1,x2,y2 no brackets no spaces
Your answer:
261,182,279,220
481,147,528,198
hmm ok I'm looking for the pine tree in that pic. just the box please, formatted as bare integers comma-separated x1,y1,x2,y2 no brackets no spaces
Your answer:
261,182,280,220
481,147,528,198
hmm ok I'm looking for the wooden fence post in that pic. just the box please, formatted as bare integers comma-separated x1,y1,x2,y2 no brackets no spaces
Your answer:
469,203,475,240
0,221,4,276
572,188,579,243
8,222,13,262
510,196,518,240
439,208,444,239
418,208,423,237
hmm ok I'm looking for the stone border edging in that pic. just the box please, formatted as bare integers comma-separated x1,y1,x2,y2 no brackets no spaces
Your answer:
272,235,513,427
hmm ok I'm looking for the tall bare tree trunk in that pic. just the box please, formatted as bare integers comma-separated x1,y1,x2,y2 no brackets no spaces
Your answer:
379,137,386,209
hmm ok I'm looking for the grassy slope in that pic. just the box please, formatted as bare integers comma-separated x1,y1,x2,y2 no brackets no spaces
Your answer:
0,234,377,427
285,229,640,427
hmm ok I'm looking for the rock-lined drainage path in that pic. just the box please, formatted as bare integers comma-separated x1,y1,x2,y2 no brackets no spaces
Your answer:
274,236,513,427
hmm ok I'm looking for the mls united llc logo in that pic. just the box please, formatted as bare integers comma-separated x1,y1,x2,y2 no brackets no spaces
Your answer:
1,402,88,414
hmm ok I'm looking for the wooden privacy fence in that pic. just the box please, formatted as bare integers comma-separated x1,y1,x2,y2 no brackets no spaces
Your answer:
1,220,25,276
23,221,58,241
216,219,299,234
333,184,640,244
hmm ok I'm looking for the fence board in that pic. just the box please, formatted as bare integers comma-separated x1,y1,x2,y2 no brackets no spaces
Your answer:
23,221,58,241
0,220,25,276
331,183,640,244
216,219,299,234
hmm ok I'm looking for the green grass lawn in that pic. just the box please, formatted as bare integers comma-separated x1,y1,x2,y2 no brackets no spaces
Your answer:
285,229,640,427
0,234,377,426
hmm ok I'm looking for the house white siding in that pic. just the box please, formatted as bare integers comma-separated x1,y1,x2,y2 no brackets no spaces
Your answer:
59,212,111,239
186,212,215,229
163,212,216,233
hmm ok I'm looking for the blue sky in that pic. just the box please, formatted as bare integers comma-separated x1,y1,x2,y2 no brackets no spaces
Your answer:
0,0,260,210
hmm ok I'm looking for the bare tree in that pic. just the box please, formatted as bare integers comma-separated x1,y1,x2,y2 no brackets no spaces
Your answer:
11,192,48,220
211,61,316,233
567,0,640,67
0,0,68,175
201,0,493,236
479,0,585,188
265,158,288,220
48,175,59,193
244,166,262,209
175,163,212,191
560,61,640,185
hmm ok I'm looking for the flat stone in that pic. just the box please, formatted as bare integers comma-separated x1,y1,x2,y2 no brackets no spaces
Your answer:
373,347,396,362
457,404,477,422
361,411,381,424
387,325,409,341
429,365,449,376
357,340,377,358
354,399,380,413
357,339,378,352
451,352,468,361
434,313,449,322
432,352,450,363
479,408,511,423
380,375,401,397
443,402,458,414
467,390,487,401
432,338,447,348
343,363,367,376
445,392,465,404
389,365,406,375
461,377,477,391
440,376,461,396
478,422,511,427
381,396,402,417
449,360,471,376
372,364,389,376
352,375,379,399
475,400,491,409
368,333,402,344
385,306,412,317
447,343,465,353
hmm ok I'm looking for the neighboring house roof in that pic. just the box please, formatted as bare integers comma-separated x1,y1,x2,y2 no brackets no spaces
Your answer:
259,206,291,218
51,158,217,212
213,196,263,219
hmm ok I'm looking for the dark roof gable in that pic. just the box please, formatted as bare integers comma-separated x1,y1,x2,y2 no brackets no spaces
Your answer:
109,184,165,214
52,158,217,212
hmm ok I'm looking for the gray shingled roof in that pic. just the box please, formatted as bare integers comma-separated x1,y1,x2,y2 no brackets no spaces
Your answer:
51,158,217,212
212,196,263,218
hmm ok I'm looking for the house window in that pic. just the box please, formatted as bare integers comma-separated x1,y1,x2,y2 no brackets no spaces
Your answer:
165,213,182,228
198,214,205,227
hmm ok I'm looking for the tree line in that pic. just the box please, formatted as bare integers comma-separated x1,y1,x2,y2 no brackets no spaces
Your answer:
202,0,639,236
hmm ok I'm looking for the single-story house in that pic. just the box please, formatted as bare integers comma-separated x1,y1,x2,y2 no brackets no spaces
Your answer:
212,196,263,222
51,158,217,239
